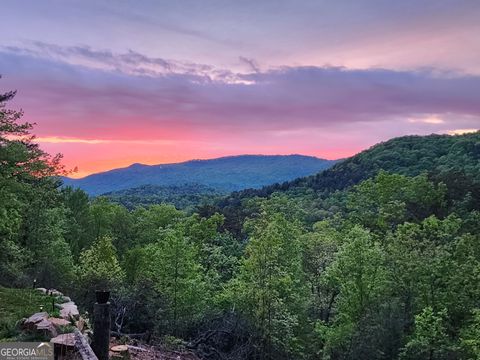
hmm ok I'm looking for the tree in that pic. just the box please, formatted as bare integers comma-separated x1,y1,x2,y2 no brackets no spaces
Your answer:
321,226,389,358
447,233,480,327
132,204,184,246
233,211,308,359
142,227,207,336
77,236,124,308
0,79,64,286
347,172,446,233
460,309,480,360
400,307,455,360
301,221,342,325
0,83,63,182
386,216,461,319
61,186,94,258
22,204,76,289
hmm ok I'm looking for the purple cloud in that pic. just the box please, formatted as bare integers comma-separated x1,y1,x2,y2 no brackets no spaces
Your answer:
1,45,479,141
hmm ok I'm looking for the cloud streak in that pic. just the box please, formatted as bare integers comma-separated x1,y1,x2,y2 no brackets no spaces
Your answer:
33,136,179,145
2,42,243,82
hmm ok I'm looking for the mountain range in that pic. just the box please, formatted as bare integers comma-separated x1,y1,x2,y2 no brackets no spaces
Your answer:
62,155,337,196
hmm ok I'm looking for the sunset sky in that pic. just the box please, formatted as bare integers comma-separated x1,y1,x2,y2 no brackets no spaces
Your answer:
1,0,479,177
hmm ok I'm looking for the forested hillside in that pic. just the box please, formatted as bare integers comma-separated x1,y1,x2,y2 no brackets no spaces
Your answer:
1,85,480,360
103,183,224,211
211,132,480,235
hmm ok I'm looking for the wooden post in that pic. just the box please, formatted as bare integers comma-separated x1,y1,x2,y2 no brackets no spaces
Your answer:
92,301,110,360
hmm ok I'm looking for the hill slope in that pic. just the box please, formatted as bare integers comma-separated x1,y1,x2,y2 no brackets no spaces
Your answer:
62,155,337,195
224,132,480,200
103,183,224,210
212,132,480,234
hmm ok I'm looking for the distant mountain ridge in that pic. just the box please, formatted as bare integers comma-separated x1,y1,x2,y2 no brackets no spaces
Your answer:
62,155,337,195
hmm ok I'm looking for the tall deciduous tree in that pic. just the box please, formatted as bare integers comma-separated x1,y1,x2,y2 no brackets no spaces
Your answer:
347,172,446,233
400,307,455,360
320,226,389,358
142,227,207,336
78,236,124,308
61,186,94,258
233,211,308,359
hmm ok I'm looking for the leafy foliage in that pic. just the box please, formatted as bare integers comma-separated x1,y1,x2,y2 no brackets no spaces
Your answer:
231,211,308,359
213,132,480,236
78,236,124,287
103,183,224,211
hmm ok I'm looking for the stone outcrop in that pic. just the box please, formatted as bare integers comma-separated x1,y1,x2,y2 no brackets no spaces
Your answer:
34,288,79,320
35,319,58,337
58,301,80,320
22,312,57,338
24,311,48,325
60,296,72,303
51,333,84,360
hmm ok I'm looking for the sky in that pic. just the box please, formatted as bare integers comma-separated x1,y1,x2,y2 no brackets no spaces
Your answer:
1,0,479,177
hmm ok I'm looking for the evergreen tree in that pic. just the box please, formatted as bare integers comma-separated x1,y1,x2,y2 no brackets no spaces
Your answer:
0,79,63,286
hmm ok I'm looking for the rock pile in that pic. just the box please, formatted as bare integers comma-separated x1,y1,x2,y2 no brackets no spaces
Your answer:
22,312,57,338
21,288,93,359
22,312,76,338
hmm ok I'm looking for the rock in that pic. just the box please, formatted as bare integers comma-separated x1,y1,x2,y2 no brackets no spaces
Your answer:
48,289,63,297
23,313,57,338
59,296,71,303
49,317,71,328
51,333,76,347
35,287,48,294
35,319,58,338
59,302,79,320
51,335,81,360
84,329,94,343
23,312,48,327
